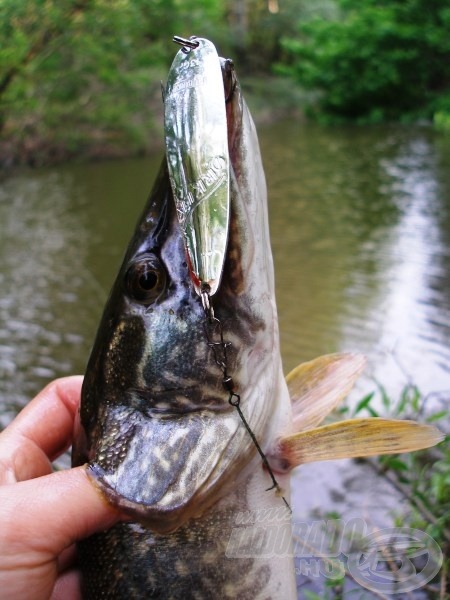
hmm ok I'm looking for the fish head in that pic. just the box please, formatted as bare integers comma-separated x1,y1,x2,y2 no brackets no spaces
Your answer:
73,68,288,534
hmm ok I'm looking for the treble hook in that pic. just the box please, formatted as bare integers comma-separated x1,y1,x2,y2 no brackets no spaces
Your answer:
173,36,200,54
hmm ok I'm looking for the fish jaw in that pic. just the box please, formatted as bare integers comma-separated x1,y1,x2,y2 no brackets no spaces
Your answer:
79,459,297,599
73,87,289,532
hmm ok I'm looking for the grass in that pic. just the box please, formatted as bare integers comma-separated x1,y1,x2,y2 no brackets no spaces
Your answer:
299,383,449,599
354,385,449,599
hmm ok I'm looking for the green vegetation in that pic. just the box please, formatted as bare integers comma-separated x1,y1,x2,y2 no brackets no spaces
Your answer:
0,0,229,166
354,385,449,575
279,0,450,124
327,384,449,598
0,0,305,167
298,384,449,598
2,1,450,167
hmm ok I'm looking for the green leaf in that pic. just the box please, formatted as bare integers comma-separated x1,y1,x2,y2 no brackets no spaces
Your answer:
354,392,376,415
378,383,391,411
303,591,323,600
426,411,450,423
381,456,409,472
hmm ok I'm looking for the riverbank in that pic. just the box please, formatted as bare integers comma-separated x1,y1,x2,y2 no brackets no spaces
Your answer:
0,76,304,172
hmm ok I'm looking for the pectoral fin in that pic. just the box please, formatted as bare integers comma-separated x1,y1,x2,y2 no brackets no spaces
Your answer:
268,418,444,473
286,353,367,431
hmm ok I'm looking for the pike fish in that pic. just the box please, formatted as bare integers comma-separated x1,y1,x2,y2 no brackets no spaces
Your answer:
73,39,443,599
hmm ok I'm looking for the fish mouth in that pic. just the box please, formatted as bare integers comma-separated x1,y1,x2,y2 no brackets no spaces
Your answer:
129,387,232,418
87,396,248,533
76,62,280,534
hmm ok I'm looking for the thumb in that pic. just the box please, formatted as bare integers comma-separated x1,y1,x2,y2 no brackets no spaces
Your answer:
0,466,120,561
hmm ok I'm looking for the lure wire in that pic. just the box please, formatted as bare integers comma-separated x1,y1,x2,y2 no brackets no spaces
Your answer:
201,287,291,513
173,36,200,54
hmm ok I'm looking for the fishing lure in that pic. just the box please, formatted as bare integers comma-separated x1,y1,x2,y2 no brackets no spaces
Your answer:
164,36,230,298
164,36,290,511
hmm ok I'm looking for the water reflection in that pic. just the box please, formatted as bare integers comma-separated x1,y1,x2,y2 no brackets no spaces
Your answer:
362,134,450,391
262,122,450,401
0,157,164,429
1,123,449,419
0,172,88,426
0,123,448,598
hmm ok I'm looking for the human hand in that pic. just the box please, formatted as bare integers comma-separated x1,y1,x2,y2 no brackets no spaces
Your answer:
0,376,121,600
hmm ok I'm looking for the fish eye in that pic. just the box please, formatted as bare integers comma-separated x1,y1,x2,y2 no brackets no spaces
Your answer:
125,255,166,304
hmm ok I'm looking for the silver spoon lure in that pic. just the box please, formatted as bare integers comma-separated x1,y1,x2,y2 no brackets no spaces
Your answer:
164,36,230,298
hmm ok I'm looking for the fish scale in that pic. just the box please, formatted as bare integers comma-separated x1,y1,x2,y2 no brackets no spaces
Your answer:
73,39,443,599
73,49,294,595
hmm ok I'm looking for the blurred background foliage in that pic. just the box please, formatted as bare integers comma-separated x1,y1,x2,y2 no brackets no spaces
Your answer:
1,0,450,167
278,0,450,124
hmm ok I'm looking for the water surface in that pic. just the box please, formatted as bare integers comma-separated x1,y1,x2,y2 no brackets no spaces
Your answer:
264,122,450,399
1,121,448,596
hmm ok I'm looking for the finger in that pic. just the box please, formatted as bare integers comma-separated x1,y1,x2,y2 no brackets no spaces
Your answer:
57,545,77,574
53,546,80,600
0,376,83,483
3,376,82,457
0,466,121,561
51,570,82,600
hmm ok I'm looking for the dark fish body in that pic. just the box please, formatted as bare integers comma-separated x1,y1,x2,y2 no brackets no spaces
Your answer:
73,64,296,599
72,41,444,599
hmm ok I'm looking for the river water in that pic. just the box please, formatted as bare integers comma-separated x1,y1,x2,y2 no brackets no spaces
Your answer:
1,121,449,596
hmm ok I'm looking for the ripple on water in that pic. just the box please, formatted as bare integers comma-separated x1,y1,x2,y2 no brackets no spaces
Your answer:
0,127,449,598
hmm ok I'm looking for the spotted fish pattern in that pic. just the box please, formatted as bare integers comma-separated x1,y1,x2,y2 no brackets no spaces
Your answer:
73,62,296,599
